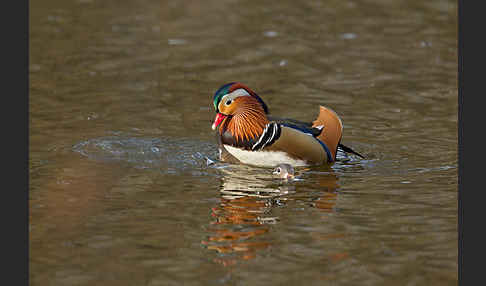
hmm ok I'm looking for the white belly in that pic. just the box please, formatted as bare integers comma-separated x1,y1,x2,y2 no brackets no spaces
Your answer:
223,145,308,167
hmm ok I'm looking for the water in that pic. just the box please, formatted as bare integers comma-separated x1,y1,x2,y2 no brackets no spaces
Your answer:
30,0,457,285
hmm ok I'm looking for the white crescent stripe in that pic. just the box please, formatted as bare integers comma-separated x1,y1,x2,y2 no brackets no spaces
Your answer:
270,122,278,141
252,124,269,150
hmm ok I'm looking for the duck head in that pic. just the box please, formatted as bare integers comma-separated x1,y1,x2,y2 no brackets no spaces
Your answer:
211,82,270,142
273,163,295,180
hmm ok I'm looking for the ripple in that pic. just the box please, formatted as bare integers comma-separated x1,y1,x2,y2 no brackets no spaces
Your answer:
263,30,279,37
72,136,219,174
168,38,188,45
340,33,357,40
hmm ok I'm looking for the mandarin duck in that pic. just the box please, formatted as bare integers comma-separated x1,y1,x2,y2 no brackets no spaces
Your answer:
211,82,363,167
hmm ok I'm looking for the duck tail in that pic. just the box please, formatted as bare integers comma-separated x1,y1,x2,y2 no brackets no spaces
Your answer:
312,106,343,161
338,143,365,159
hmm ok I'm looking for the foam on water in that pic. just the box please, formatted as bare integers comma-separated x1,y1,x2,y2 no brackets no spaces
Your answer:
72,135,220,174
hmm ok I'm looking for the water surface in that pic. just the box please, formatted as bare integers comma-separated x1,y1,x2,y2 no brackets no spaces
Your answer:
30,0,457,285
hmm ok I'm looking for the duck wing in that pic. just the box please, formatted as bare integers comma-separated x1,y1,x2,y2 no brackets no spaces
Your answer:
268,114,364,159
267,115,323,137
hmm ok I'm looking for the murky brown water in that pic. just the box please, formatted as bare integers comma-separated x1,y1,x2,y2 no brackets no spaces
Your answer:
30,0,457,285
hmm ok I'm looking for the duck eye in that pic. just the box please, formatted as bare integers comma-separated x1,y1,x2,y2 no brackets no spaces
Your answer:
225,99,232,106
276,168,281,174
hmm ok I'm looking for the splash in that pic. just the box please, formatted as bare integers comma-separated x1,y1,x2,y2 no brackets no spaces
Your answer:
72,135,219,174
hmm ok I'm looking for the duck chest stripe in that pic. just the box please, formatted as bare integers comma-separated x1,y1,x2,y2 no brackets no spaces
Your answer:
252,122,281,150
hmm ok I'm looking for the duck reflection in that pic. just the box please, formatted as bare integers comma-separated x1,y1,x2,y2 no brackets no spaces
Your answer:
309,172,340,212
202,164,340,266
